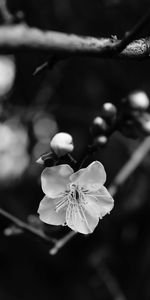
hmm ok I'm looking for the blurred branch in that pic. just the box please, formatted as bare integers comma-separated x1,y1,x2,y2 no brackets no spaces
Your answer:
0,0,14,23
109,136,150,196
95,263,127,300
89,248,127,300
49,231,77,255
0,207,56,244
0,24,149,59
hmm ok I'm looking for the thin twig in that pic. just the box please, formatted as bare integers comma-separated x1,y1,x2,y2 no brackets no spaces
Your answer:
95,263,127,300
49,231,77,255
112,7,150,53
0,0,14,23
0,208,56,244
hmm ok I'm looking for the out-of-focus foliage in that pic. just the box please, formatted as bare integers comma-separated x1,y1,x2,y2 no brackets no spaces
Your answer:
0,118,29,181
0,56,16,98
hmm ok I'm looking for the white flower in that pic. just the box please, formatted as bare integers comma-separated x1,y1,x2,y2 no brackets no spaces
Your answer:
38,161,114,234
50,132,74,157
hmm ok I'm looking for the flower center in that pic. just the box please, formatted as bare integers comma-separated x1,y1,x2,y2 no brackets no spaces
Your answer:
68,183,88,205
55,184,88,214
65,184,91,228
69,184,79,201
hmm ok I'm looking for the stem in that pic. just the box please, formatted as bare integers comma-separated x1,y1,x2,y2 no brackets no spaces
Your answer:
78,153,90,169
95,262,127,300
77,144,97,170
49,231,77,255
113,7,150,53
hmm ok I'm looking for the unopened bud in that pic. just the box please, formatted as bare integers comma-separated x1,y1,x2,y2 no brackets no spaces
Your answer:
127,91,149,111
93,135,108,149
50,132,74,157
91,117,108,136
101,102,117,120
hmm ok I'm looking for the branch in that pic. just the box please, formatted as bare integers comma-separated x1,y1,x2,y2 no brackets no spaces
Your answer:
0,24,149,59
0,207,56,244
109,136,150,196
33,7,150,74
112,7,150,53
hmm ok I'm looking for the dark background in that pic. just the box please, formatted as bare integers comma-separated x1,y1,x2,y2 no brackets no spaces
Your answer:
0,0,150,299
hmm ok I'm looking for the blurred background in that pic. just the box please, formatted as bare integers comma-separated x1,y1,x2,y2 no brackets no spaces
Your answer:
0,0,150,299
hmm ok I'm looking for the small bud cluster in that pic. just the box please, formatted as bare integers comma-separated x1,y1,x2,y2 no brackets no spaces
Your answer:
90,102,117,148
90,90,150,150
36,90,150,166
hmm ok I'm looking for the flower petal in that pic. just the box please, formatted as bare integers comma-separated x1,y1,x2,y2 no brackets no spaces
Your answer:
70,161,106,191
86,186,114,218
66,186,114,234
41,164,74,198
38,196,66,225
66,202,99,234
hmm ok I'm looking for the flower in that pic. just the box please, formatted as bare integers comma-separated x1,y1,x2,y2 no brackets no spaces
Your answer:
38,161,114,234
50,132,74,157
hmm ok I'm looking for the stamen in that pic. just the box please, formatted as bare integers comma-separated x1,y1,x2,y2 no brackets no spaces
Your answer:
55,196,68,212
65,183,94,231
78,204,91,230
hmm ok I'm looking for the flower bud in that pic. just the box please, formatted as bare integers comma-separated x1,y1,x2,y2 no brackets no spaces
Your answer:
50,132,74,157
101,102,117,120
90,117,108,136
93,135,108,149
127,91,149,111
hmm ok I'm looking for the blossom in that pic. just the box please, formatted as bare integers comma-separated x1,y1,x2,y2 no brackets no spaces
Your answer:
38,161,114,234
50,132,74,157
